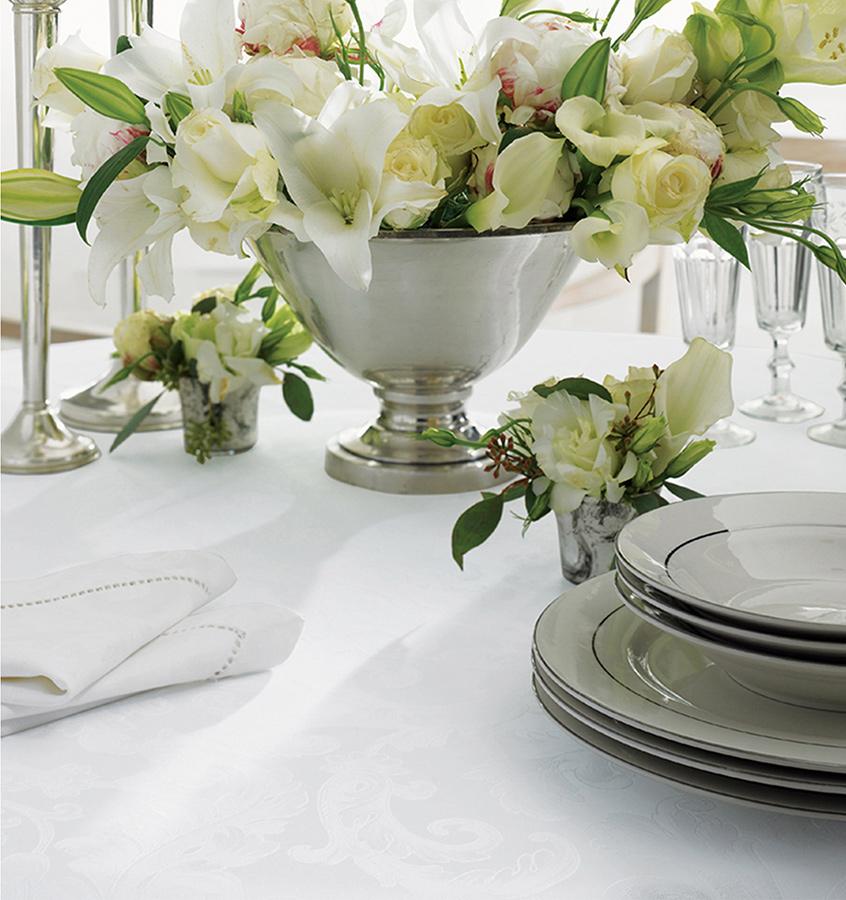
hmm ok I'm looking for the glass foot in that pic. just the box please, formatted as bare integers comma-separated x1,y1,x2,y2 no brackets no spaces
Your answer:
704,417,756,448
739,393,824,424
807,420,846,449
60,361,182,434
1,405,100,474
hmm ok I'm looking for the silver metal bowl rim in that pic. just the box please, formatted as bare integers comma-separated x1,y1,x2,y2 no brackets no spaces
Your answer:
265,220,576,242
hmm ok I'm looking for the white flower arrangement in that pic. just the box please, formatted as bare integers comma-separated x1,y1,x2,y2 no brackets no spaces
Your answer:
423,338,734,568
2,0,845,295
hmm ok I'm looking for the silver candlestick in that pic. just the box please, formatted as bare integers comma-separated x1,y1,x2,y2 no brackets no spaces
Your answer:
2,0,100,474
58,0,182,433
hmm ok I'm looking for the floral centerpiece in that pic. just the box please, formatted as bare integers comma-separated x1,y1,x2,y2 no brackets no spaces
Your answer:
109,264,322,462
1,0,843,491
424,338,732,580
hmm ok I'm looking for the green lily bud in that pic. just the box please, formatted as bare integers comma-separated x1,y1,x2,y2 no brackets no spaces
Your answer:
664,439,715,478
684,4,742,84
628,415,667,455
422,427,460,447
632,457,654,491
1,168,81,226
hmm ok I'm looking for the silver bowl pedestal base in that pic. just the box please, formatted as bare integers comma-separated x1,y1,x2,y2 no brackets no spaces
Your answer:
1,404,100,474
60,362,182,433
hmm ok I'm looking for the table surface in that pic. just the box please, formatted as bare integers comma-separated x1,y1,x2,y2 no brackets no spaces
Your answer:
3,331,846,900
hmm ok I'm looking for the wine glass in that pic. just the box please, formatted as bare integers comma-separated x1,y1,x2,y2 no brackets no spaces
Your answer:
739,161,824,424
673,232,755,447
808,173,846,449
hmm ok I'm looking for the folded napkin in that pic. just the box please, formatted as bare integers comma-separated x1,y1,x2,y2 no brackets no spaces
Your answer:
2,551,303,735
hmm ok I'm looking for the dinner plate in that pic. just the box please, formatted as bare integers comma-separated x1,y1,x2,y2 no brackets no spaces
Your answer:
532,675,846,818
615,557,846,660
533,574,846,772
532,656,846,794
615,492,846,637
615,576,846,711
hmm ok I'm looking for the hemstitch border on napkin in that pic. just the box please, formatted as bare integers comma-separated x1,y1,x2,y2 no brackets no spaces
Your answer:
1,575,211,610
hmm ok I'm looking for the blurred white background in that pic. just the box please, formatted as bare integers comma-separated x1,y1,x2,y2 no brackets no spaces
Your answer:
1,0,844,357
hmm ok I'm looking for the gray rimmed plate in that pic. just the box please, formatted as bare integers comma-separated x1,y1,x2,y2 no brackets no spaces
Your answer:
533,573,846,773
532,674,846,818
615,492,846,638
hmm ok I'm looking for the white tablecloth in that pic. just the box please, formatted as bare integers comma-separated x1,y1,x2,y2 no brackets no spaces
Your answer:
3,331,846,900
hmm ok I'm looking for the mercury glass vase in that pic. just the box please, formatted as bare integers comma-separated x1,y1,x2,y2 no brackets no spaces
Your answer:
253,225,578,495
555,497,637,584
177,378,260,458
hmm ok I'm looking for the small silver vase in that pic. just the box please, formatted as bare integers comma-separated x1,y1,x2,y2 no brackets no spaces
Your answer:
177,378,260,458
555,497,637,584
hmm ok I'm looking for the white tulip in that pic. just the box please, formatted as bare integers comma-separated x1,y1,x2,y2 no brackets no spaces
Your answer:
253,82,407,290
554,96,645,167
570,200,650,271
466,132,565,232
32,34,105,128
610,140,711,243
620,27,698,105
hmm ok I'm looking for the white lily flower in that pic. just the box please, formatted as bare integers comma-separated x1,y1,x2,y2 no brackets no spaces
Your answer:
228,55,343,116
466,132,565,231
554,96,646,167
254,82,407,290
88,167,185,306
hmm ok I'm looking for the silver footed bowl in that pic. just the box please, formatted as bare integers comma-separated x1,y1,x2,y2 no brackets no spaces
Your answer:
253,223,577,494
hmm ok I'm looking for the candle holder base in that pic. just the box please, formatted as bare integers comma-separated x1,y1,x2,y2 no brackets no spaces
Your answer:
1,405,100,474
60,362,182,433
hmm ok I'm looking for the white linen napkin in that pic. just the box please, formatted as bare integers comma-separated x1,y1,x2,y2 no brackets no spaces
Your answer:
1,551,303,735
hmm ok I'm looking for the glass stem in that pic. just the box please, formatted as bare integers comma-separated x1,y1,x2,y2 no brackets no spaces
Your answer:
839,356,846,425
768,332,794,398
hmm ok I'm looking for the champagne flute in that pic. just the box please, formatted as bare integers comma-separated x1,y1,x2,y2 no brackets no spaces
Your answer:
673,232,755,447
739,161,824,424
808,173,846,449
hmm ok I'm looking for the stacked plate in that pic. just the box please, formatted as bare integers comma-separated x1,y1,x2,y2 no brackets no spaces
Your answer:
532,491,846,816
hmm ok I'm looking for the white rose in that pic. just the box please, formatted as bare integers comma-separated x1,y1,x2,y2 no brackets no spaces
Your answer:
409,101,486,157
172,109,279,245
230,55,343,116
113,309,170,378
570,199,650,270
484,18,596,125
238,0,353,56
379,129,447,229
32,34,105,127
620,27,697,105
660,104,725,176
554,96,645,167
610,141,711,243
531,390,630,513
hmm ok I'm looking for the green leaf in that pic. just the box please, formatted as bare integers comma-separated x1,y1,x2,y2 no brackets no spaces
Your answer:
164,91,192,129
706,170,765,207
76,135,149,243
54,67,149,126
191,295,218,314
234,262,264,304
102,352,153,390
629,492,668,515
282,372,314,421
517,9,598,23
261,289,279,323
532,376,613,403
525,487,550,521
663,482,705,501
451,494,504,569
561,38,610,102
701,212,749,268
109,392,164,452
501,481,528,503
115,34,132,54
290,362,327,381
